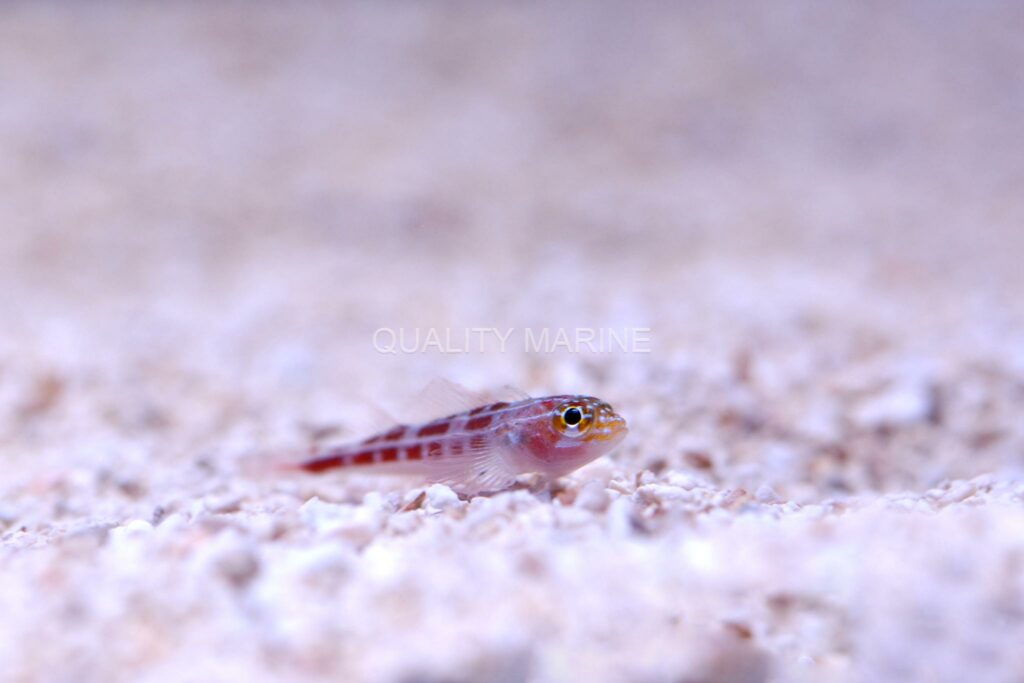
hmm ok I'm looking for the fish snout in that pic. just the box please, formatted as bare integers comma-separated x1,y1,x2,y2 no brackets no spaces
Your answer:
593,404,629,442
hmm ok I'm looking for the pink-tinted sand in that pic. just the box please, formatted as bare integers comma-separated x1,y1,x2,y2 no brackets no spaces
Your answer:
2,3,1024,682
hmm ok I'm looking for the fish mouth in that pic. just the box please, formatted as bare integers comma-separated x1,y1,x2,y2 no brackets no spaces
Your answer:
590,413,629,442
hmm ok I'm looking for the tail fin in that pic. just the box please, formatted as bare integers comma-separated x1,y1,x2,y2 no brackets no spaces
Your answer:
236,445,323,479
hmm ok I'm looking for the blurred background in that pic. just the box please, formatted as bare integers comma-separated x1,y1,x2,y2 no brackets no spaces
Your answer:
2,2,1024,682
3,0,1022,486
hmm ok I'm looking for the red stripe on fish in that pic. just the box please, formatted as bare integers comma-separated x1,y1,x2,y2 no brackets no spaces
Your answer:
417,421,450,437
465,414,493,430
352,451,375,466
298,454,346,473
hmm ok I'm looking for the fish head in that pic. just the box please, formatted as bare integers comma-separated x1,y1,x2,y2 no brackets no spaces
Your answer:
512,395,628,475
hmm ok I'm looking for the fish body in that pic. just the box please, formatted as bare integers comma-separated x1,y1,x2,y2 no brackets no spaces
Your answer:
292,395,628,492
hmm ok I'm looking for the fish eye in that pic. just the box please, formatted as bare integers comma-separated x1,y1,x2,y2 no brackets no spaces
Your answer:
563,406,583,426
554,402,592,436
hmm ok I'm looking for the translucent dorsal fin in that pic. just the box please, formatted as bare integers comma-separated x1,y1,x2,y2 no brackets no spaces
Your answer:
493,384,532,403
402,379,531,422
363,400,402,433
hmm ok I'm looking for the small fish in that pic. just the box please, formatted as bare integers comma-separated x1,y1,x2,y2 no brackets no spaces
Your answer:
289,394,629,493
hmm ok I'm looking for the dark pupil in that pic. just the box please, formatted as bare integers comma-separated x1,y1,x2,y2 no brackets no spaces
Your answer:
563,407,583,426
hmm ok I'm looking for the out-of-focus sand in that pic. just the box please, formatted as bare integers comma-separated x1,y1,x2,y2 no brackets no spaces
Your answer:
2,3,1024,682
